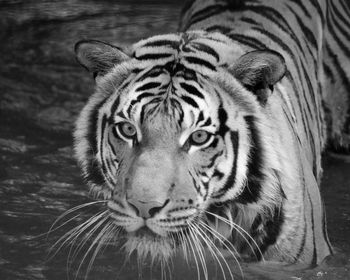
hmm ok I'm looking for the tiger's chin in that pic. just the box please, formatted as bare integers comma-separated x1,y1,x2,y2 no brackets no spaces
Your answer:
123,228,177,263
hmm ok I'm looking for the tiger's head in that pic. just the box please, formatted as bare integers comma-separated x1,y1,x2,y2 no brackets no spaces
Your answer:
74,31,286,262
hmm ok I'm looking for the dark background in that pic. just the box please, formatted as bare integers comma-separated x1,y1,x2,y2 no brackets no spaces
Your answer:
0,0,349,279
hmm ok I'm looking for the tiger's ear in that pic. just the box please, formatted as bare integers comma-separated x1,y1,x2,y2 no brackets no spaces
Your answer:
74,40,129,78
230,50,286,105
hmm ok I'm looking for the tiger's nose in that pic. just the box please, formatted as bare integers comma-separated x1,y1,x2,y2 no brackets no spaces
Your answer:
127,198,169,218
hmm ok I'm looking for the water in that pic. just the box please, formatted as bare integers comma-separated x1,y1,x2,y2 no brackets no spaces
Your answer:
0,1,349,279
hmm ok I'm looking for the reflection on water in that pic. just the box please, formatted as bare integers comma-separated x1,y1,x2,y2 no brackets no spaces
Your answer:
0,0,349,279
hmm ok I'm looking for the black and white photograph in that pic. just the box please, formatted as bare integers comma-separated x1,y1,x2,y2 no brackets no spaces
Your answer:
0,0,349,279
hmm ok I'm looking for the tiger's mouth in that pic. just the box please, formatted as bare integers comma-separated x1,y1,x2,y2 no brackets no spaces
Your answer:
107,199,204,261
133,226,161,239
123,226,179,262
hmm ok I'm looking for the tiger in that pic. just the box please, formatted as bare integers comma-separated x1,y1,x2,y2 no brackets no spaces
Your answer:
72,0,350,275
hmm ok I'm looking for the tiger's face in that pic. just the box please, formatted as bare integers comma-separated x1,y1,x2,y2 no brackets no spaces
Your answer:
74,31,285,262
95,64,248,261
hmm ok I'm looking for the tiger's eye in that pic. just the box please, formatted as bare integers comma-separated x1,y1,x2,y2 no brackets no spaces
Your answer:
190,130,211,145
117,122,137,139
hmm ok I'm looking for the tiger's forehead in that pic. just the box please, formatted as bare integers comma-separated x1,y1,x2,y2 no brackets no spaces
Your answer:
114,71,220,130
102,31,245,131
132,31,244,70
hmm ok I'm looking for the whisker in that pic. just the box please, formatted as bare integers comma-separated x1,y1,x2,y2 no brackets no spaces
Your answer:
186,225,201,280
192,223,231,280
68,213,109,264
84,222,115,280
188,223,208,280
198,220,241,261
198,220,245,279
199,220,244,278
67,212,110,276
48,200,107,238
48,210,106,260
204,210,264,261
98,223,121,256
74,217,111,280
177,232,189,264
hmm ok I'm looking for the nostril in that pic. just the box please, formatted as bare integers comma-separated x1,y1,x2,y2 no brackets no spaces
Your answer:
149,199,170,217
148,205,162,217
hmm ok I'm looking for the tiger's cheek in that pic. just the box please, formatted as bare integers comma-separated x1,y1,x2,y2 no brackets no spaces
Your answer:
103,129,134,192
190,137,227,194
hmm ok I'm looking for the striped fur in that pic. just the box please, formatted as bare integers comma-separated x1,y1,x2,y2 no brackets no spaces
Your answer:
73,0,350,272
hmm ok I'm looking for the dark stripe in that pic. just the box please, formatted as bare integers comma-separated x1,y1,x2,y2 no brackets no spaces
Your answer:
85,100,107,186
185,56,216,71
182,67,198,81
182,95,199,108
180,82,205,99
309,0,325,26
294,214,307,262
326,11,350,59
170,98,184,126
212,169,225,180
227,33,267,49
299,68,319,168
204,151,223,169
140,104,147,124
322,62,334,83
110,95,121,118
100,115,111,182
289,7,318,49
190,172,201,193
107,135,117,156
289,0,312,18
117,78,132,93
208,137,219,149
339,0,350,16
135,82,161,92
131,68,143,74
300,61,316,121
205,25,232,34
236,116,263,204
189,4,227,27
127,92,155,116
285,71,311,140
331,1,350,28
135,53,172,60
142,39,180,49
195,110,204,125
329,6,350,52
217,107,229,137
251,207,284,259
307,190,318,267
240,16,258,25
212,131,239,199
203,117,212,127
321,200,333,254
325,43,350,134
191,42,219,61
134,66,164,83
283,107,302,145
